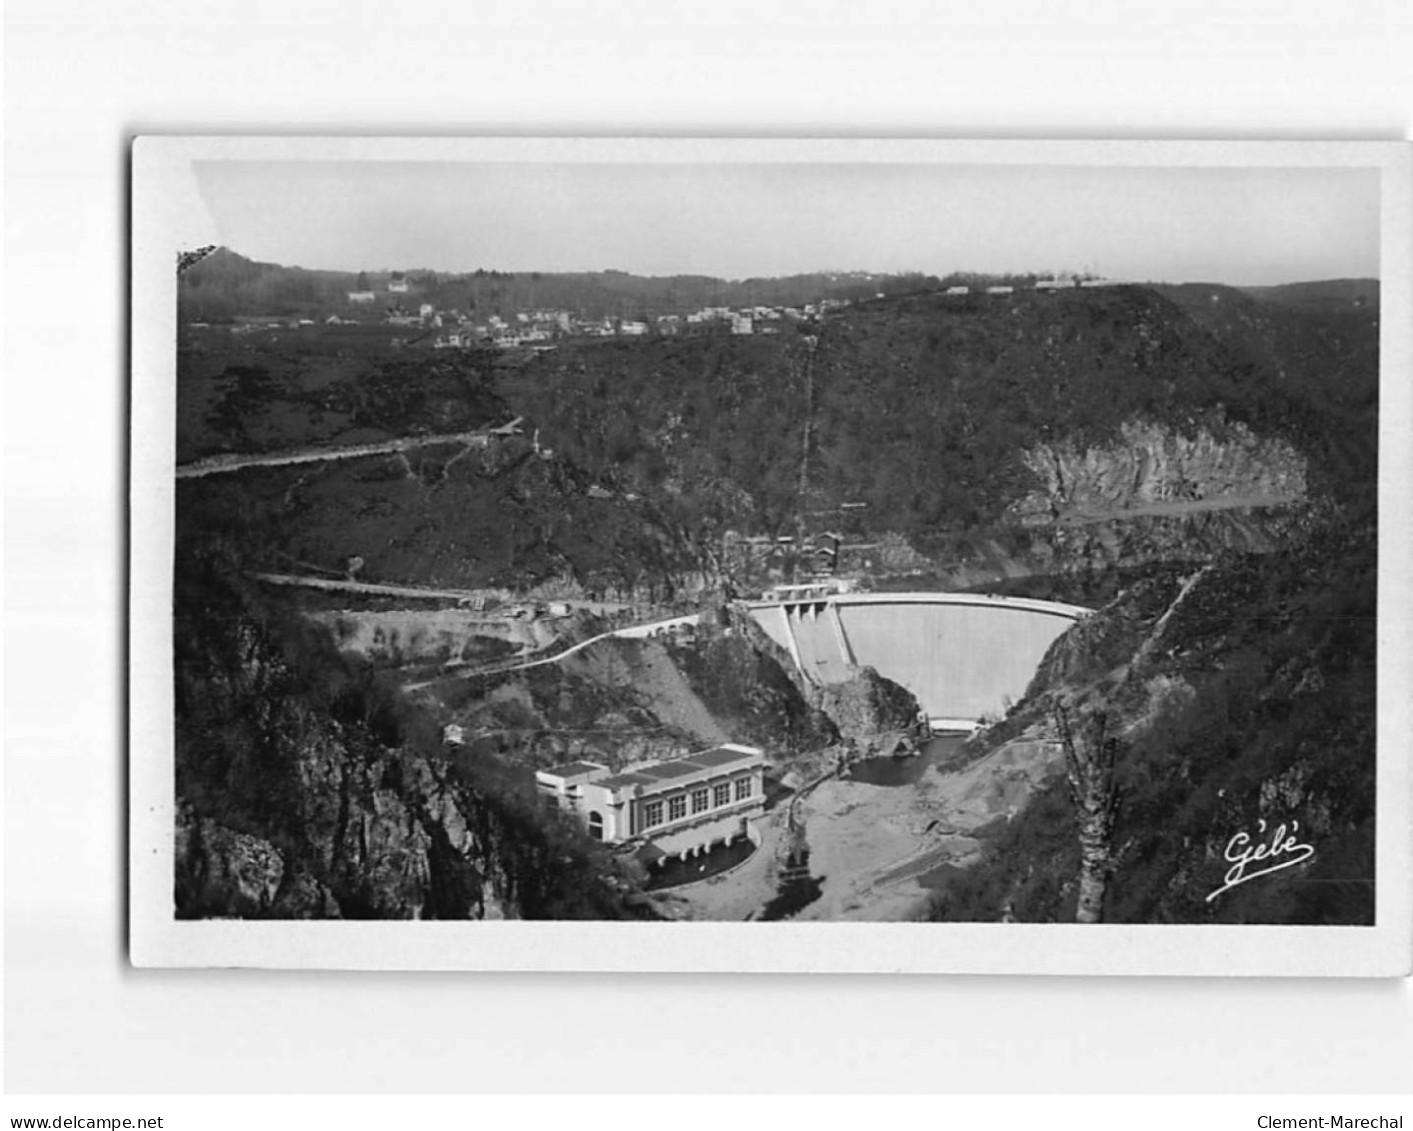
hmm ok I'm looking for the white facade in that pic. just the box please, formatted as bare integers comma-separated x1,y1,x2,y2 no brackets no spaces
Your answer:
537,745,766,846
535,760,609,817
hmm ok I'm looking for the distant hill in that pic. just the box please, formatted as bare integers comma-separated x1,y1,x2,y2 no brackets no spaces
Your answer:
177,246,946,322
1238,277,1380,312
178,247,354,321
174,276,1378,599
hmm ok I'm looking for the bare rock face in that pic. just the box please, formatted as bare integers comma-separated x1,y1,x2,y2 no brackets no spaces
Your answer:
1006,419,1308,524
175,727,497,920
731,607,923,758
173,600,631,921
815,667,925,756
176,815,288,917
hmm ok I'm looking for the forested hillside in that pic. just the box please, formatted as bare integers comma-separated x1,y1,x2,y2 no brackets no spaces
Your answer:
928,517,1377,925
513,283,1377,538
176,279,1377,600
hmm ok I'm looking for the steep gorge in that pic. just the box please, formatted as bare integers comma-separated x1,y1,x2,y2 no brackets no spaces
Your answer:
173,278,1380,922
174,565,638,920
927,518,1377,925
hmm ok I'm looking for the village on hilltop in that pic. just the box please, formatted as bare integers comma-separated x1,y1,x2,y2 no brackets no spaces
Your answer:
189,265,1120,349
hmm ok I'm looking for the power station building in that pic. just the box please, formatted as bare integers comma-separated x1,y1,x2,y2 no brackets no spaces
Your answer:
536,744,766,849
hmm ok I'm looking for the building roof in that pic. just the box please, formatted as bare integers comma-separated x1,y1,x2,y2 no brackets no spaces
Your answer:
594,771,658,791
539,761,608,781
589,745,764,795
684,746,760,770
636,761,701,782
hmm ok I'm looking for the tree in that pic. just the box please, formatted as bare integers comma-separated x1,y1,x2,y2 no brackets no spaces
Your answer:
356,271,369,292
1053,701,1122,923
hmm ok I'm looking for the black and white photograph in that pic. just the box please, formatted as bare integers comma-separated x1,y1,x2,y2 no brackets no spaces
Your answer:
127,138,1411,974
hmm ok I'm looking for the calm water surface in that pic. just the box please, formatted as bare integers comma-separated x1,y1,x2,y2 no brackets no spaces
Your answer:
845,733,966,787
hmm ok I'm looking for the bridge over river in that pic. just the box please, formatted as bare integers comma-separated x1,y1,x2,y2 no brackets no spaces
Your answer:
744,591,1090,730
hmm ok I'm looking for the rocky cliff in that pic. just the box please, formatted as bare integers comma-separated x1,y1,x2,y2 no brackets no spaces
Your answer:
730,603,926,758
1005,418,1308,525
174,572,636,920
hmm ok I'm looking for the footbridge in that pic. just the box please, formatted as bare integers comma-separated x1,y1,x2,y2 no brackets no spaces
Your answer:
745,591,1090,730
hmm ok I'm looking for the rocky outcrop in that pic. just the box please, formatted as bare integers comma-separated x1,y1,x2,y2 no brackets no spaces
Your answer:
174,598,629,920
847,504,1319,596
1006,418,1307,525
815,668,924,755
731,603,925,758
310,607,548,666
176,701,504,919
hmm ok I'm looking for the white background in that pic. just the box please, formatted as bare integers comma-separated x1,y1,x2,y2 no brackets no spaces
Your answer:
5,0,1413,1094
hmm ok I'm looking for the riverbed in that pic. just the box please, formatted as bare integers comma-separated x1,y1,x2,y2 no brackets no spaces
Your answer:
664,731,1064,922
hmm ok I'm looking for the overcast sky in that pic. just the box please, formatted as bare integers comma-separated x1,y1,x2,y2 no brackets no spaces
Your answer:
188,159,1381,285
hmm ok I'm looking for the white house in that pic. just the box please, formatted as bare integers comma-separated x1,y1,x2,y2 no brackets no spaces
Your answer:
347,291,377,304
388,273,410,294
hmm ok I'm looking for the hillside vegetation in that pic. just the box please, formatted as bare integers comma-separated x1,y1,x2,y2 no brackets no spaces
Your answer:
928,518,1376,925
177,280,1377,600
174,550,640,919
512,282,1376,539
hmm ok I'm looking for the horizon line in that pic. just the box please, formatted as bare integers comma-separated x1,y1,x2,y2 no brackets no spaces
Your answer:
193,247,1379,291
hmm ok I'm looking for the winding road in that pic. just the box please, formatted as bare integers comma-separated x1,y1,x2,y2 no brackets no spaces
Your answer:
175,430,495,479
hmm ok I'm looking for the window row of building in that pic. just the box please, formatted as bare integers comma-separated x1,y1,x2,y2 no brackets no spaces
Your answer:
640,776,754,829
536,744,767,845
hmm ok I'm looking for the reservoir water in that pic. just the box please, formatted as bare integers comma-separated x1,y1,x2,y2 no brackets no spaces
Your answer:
845,733,967,787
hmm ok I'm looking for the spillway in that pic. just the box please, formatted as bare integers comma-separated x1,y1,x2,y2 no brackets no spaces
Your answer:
747,592,1088,727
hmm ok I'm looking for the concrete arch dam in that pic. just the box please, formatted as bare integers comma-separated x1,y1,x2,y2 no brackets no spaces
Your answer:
745,593,1090,730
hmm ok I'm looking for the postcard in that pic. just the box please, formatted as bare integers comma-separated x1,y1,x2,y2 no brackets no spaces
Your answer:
129,137,1411,973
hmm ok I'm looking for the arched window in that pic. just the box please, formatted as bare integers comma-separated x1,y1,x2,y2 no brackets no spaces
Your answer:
587,811,605,841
